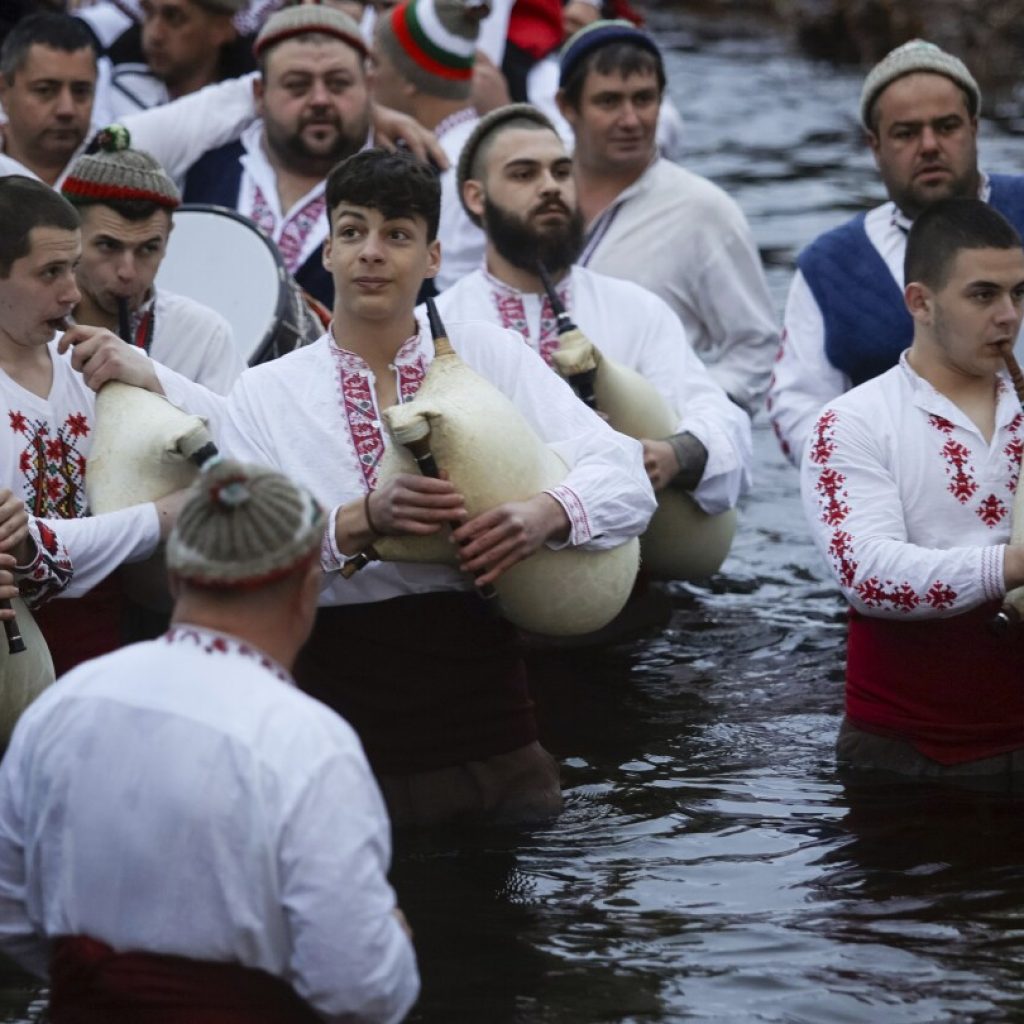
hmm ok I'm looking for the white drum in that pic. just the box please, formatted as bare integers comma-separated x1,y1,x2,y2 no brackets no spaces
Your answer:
159,204,323,365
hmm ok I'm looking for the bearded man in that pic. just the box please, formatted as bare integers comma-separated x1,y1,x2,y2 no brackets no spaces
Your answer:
182,5,375,307
434,104,750,511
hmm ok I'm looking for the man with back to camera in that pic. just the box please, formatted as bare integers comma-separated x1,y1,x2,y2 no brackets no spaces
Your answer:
801,198,1024,781
63,146,656,829
555,20,779,416
0,458,419,1022
436,103,751,513
769,40,1024,464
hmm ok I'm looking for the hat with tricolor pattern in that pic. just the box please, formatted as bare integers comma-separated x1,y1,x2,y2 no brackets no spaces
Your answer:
376,0,486,101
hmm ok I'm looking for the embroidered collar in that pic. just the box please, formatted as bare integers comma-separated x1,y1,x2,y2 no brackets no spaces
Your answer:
163,625,293,684
434,106,478,141
327,327,422,373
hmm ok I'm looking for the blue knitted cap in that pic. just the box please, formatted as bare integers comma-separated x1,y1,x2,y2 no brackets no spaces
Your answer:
558,19,662,89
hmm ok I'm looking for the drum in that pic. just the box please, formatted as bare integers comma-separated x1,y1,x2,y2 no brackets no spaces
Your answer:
159,204,323,366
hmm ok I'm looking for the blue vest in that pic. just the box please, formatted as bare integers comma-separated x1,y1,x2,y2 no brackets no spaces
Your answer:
183,141,334,308
797,174,1024,386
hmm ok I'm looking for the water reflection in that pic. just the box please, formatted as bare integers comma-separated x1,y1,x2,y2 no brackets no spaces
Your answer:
6,23,1024,1024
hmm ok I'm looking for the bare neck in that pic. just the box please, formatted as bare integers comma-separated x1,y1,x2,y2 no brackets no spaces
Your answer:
0,331,54,398
907,342,1001,441
332,310,420,370
170,600,301,673
260,132,330,212
574,154,651,227
485,245,569,295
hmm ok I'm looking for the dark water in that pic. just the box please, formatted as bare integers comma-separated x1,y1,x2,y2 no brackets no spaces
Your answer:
7,24,1024,1024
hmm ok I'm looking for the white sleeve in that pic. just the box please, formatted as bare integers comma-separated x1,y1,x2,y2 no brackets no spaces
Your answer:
689,212,778,415
190,315,247,396
633,301,751,514
282,749,419,1024
800,404,1005,619
768,271,850,466
119,73,257,182
47,504,161,599
507,341,656,550
0,725,49,978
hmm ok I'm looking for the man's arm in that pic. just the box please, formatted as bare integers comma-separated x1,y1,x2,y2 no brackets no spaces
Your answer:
768,271,850,466
630,296,752,512
800,404,1005,619
282,746,418,1024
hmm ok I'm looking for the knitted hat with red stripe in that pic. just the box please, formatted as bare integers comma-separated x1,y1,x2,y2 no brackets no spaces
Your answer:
376,0,486,101
168,459,327,590
61,125,181,210
253,4,367,60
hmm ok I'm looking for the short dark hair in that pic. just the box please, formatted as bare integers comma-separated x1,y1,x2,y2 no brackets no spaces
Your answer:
325,148,440,241
905,197,1022,290
0,12,97,82
76,197,170,223
0,176,80,278
559,41,665,110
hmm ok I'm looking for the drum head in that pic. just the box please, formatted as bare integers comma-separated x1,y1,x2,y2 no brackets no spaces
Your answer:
159,205,289,365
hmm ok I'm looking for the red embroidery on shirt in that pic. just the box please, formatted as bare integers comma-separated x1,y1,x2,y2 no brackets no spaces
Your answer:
976,493,1008,527
925,580,958,610
854,577,920,613
492,283,569,366
331,339,428,490
808,410,837,465
1005,414,1023,491
815,467,848,526
928,414,954,434
9,410,90,518
828,529,857,588
250,183,326,276
939,438,977,503
164,627,290,683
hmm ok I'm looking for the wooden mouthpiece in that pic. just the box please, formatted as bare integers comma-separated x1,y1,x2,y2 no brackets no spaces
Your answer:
1004,348,1024,405
117,297,131,345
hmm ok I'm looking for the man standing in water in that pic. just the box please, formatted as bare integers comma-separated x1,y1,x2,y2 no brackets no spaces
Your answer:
64,147,656,828
801,199,1024,780
0,459,419,1022
555,20,778,415
437,103,750,510
770,40,1024,464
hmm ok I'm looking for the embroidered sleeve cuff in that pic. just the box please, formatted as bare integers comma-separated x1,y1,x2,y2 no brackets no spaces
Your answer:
15,519,74,609
321,506,345,574
984,545,1007,602
543,485,591,548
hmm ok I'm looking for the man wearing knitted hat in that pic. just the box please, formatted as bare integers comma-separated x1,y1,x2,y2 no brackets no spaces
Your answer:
0,459,419,1022
183,5,379,306
437,103,751,515
62,128,244,393
556,20,778,418
372,0,487,291
769,39,1024,466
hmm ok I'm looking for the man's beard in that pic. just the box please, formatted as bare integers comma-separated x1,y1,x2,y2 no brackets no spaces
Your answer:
265,112,368,175
482,197,585,276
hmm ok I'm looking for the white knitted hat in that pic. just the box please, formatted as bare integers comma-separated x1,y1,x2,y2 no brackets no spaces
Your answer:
860,39,980,130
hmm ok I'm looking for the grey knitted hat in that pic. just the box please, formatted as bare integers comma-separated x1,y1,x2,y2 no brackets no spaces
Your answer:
62,126,181,209
254,4,367,59
860,39,981,130
456,103,560,224
167,460,327,589
376,0,487,101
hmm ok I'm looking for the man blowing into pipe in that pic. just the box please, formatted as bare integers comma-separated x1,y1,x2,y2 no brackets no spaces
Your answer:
62,147,656,829
800,198,1024,782
0,459,418,1022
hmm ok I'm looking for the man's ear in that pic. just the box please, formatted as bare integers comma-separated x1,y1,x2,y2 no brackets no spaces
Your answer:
555,89,576,125
253,75,265,117
462,179,485,223
424,238,441,280
905,281,933,322
322,234,333,271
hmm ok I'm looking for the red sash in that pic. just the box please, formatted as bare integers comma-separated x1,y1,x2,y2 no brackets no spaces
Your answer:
49,936,321,1024
846,602,1024,764
33,575,124,678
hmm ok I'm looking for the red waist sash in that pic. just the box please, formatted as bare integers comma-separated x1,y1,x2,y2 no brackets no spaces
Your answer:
846,602,1024,765
49,936,321,1024
33,574,124,678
